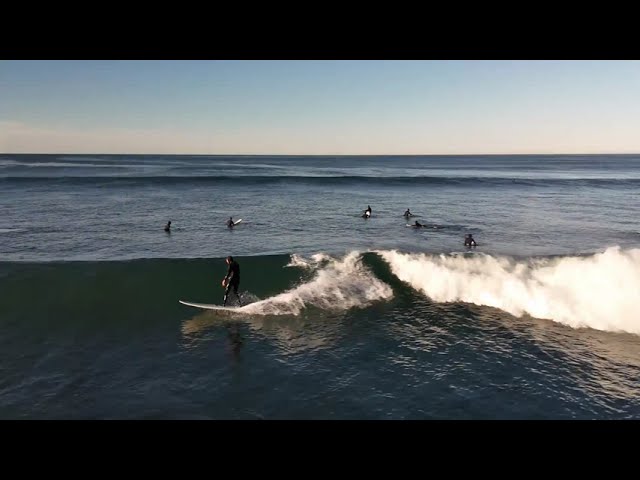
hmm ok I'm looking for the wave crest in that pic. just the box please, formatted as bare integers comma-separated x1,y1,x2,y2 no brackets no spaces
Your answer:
378,247,640,334
242,251,393,315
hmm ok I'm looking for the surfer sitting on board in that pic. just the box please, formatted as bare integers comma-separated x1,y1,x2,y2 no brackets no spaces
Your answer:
222,256,242,307
362,205,372,219
464,234,477,247
404,209,412,217
164,221,171,232
227,217,235,228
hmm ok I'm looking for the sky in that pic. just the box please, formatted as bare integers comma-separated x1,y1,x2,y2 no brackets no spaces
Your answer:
1,60,639,155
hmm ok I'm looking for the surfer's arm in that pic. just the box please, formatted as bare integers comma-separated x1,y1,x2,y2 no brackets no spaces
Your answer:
225,265,234,281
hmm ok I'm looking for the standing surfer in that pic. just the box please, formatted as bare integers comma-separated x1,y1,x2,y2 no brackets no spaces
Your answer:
222,256,242,307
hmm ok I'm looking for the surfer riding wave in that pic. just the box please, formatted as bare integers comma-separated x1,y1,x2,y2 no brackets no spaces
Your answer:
222,256,242,307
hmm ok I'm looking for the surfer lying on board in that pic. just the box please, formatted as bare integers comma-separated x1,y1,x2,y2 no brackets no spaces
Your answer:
412,220,424,228
222,256,242,307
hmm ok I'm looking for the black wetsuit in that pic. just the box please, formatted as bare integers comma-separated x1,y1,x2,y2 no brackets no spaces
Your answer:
465,237,477,246
223,260,241,306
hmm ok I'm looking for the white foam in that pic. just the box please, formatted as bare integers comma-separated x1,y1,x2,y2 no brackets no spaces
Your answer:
378,247,640,335
243,251,393,315
285,253,333,269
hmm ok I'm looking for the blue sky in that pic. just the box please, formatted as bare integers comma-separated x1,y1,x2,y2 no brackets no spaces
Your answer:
1,60,639,154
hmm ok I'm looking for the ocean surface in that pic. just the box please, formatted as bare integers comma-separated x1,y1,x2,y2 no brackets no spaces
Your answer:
1,153,639,419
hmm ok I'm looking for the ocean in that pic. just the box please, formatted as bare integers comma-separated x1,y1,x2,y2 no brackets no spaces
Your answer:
1,153,639,419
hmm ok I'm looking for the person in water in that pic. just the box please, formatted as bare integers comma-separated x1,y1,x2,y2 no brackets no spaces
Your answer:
164,221,171,232
464,234,477,247
363,205,372,218
404,209,412,217
222,256,242,307
227,217,235,228
413,220,423,228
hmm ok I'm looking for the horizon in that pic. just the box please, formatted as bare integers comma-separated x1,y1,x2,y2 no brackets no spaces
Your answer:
3,152,640,157
2,60,640,155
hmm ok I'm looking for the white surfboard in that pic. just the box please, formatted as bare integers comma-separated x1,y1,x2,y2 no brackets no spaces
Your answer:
179,300,243,311
234,219,242,225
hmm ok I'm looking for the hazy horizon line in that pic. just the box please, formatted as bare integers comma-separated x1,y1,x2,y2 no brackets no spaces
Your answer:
3,151,640,157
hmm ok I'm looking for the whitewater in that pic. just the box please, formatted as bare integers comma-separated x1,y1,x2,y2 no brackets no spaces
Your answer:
206,248,640,337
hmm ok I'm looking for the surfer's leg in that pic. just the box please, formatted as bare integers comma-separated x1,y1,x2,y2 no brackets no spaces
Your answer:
233,282,242,306
223,282,232,306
